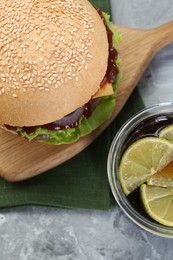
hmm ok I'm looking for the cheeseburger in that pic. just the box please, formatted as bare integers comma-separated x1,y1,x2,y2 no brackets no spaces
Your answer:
0,0,121,145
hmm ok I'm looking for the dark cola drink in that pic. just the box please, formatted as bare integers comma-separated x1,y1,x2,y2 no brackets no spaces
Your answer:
125,113,173,217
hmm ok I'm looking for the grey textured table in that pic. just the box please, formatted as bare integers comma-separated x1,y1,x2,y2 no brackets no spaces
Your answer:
1,1,173,259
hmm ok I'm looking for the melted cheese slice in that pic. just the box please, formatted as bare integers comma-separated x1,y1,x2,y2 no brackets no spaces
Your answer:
93,83,114,98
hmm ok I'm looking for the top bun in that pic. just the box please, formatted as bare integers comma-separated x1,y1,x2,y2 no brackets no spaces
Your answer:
0,0,108,127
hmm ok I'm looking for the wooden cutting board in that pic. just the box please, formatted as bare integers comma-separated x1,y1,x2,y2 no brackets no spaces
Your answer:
1,21,173,181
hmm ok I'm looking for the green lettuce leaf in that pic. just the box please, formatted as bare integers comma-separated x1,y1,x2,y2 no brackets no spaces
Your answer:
17,96,115,144
103,12,122,46
17,12,122,145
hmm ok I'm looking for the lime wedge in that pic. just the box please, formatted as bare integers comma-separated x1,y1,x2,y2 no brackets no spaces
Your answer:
159,124,173,141
141,184,173,227
148,161,173,187
119,137,173,195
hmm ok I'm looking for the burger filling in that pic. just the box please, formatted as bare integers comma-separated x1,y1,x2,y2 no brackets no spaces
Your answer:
5,10,122,144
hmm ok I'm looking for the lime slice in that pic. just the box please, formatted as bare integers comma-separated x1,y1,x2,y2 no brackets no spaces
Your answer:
159,124,173,141
148,161,173,187
141,184,173,227
119,137,173,195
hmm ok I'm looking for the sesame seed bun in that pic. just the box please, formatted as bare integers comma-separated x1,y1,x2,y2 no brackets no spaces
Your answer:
0,0,108,127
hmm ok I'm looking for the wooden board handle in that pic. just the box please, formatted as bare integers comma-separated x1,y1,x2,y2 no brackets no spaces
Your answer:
116,20,173,63
147,20,173,50
114,20,173,115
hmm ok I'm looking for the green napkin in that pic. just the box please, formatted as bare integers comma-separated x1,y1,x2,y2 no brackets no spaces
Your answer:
90,0,111,13
0,0,145,210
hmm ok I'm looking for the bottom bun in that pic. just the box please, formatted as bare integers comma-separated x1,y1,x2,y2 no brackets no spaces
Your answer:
0,125,17,135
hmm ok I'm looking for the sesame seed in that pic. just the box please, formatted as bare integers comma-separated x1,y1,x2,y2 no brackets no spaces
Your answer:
38,87,44,90
48,80,52,85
